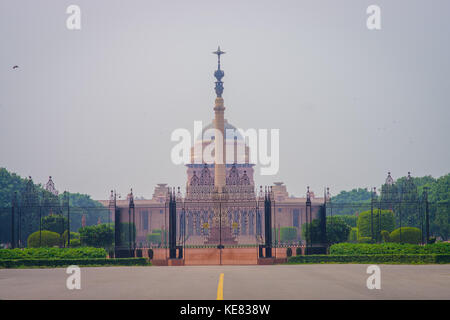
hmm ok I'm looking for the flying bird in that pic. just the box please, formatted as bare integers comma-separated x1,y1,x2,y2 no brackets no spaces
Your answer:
12,65,19,69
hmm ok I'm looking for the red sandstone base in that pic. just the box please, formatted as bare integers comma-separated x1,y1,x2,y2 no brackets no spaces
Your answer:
145,247,296,265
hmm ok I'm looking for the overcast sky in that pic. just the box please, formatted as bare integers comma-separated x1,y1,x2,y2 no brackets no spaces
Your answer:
1,0,449,199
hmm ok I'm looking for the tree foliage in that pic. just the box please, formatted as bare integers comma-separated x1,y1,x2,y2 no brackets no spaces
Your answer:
348,227,358,243
79,224,114,249
279,227,297,243
356,209,395,240
330,188,372,215
27,230,61,248
42,214,68,235
339,215,357,228
0,167,107,245
303,216,351,245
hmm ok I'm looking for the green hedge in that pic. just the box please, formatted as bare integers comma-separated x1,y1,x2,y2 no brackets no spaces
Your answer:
330,243,450,255
287,254,450,264
0,258,149,268
0,247,107,260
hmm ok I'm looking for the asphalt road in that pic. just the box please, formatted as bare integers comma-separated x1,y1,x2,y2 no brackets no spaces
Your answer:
0,264,449,299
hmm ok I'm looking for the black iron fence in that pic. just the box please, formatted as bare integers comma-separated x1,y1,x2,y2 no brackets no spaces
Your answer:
325,199,449,245
1,196,447,254
0,203,111,249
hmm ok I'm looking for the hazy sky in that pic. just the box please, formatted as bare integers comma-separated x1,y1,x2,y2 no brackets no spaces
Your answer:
1,0,449,199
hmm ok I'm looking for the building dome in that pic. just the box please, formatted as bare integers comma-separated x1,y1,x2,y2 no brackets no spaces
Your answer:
197,119,244,142
190,119,250,165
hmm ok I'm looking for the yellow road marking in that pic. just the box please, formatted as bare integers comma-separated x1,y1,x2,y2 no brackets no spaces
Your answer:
216,273,224,300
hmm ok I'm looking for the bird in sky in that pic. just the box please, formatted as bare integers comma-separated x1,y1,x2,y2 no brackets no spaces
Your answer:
12,65,19,69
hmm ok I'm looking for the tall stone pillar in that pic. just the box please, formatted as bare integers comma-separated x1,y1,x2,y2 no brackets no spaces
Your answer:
212,46,227,193
214,97,226,192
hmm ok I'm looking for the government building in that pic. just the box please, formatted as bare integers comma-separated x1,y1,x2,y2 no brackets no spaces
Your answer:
100,48,325,247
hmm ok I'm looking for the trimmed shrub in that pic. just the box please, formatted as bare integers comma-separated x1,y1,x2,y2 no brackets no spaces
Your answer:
329,242,450,255
0,257,149,268
287,254,450,264
348,228,358,243
390,227,421,244
357,210,395,238
27,230,61,248
286,247,293,257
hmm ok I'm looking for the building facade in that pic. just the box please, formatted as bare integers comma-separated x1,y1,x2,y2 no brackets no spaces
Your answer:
100,48,324,246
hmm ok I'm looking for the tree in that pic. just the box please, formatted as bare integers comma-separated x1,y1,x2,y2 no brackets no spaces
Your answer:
42,214,68,235
20,177,41,245
357,209,395,240
0,168,107,244
339,215,357,228
326,216,351,244
279,227,297,243
427,174,450,241
61,192,109,232
302,216,351,245
79,224,114,248
120,222,136,247
330,188,372,215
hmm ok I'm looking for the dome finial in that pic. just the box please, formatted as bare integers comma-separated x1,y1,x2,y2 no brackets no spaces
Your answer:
212,46,226,97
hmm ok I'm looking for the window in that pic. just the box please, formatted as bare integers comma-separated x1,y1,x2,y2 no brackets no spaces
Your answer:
293,209,300,228
141,210,149,231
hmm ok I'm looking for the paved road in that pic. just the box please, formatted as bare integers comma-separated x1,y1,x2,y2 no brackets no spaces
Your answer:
0,265,449,299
